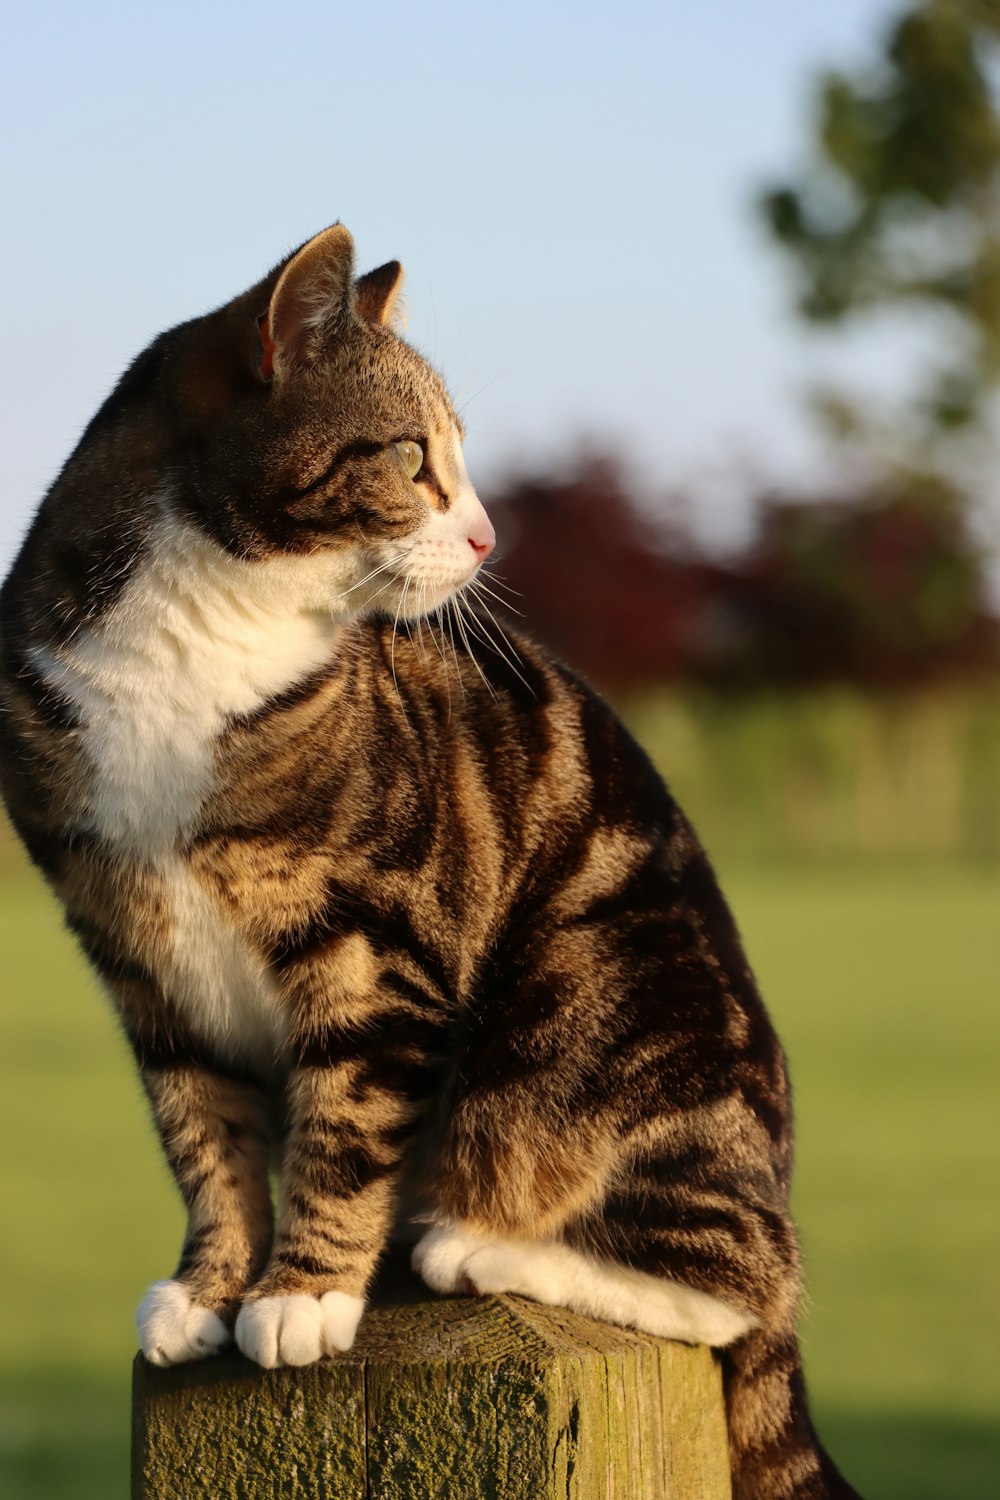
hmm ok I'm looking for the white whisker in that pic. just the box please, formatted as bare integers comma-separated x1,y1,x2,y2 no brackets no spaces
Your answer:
471,575,525,617
414,578,430,657
443,600,465,699
460,589,535,696
477,567,523,601
336,555,402,601
390,573,412,716
455,368,512,417
450,596,497,701
361,567,407,613
426,602,454,720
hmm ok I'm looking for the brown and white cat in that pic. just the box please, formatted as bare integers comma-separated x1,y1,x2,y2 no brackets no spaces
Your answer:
0,225,862,1499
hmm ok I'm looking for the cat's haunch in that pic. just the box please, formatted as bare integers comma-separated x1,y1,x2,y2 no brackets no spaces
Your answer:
0,225,863,1500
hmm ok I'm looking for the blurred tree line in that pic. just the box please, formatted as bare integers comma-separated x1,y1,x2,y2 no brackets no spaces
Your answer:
486,0,1000,695
485,455,998,690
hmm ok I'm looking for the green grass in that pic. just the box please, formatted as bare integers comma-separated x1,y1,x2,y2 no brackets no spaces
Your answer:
727,862,999,1498
622,686,1000,863
0,852,997,1499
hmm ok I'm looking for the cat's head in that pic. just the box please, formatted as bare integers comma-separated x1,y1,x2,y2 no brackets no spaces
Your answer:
87,224,495,622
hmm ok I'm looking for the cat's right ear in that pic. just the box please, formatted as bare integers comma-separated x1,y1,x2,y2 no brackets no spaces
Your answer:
259,225,356,381
355,261,405,328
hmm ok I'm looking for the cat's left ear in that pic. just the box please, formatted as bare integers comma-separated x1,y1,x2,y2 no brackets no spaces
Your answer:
260,224,356,380
355,261,405,328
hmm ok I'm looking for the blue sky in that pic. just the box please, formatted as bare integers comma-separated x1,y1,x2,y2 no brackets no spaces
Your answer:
1,0,908,566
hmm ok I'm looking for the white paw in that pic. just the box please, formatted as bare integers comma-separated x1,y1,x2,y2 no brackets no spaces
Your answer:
137,1280,230,1367
234,1291,365,1368
462,1243,555,1300
411,1221,486,1294
410,1223,757,1347
659,1284,756,1347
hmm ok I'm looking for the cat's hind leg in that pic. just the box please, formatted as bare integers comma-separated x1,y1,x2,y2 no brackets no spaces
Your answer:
413,844,798,1347
412,1222,756,1346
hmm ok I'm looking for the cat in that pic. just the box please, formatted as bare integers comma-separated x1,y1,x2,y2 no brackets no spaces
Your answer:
0,224,863,1500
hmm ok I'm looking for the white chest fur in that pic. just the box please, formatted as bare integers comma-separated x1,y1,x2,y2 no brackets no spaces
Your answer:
33,513,349,853
32,510,355,1062
158,855,289,1067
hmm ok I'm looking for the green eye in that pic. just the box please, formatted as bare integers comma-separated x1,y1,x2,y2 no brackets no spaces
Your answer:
395,440,424,480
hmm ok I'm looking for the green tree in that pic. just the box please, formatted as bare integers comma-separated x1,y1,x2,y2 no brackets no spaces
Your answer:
762,0,1000,439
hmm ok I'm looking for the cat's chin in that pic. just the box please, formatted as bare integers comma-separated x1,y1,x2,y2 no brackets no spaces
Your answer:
363,578,479,624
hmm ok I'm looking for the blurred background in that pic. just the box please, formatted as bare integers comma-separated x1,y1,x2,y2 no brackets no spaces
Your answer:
1,2,997,1496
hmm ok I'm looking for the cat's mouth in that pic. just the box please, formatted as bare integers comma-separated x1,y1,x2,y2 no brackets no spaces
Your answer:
361,488,496,622
373,551,491,622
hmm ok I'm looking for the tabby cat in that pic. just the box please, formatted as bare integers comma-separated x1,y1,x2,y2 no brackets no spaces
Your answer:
0,225,863,1499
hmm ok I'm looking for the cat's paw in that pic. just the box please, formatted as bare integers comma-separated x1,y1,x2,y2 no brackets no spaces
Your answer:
460,1242,559,1300
411,1222,486,1294
137,1280,231,1366
234,1291,365,1368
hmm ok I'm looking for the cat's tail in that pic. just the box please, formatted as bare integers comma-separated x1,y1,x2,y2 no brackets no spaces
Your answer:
722,1327,863,1499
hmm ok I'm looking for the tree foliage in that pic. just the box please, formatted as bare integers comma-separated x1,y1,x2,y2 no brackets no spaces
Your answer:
486,458,999,691
484,7,1000,695
732,470,998,685
761,0,1000,433
486,457,732,689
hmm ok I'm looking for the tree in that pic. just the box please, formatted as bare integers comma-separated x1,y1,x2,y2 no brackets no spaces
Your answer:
761,0,1000,439
485,457,738,690
486,454,999,692
733,471,999,686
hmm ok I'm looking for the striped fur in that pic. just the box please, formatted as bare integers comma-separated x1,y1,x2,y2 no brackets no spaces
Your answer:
0,226,862,1497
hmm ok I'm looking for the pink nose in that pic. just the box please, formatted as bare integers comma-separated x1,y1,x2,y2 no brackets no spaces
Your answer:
468,522,495,561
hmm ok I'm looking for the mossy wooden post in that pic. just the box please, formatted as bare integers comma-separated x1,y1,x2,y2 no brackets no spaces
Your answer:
132,1253,731,1499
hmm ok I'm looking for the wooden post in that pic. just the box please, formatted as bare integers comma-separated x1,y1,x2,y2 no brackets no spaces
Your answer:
132,1251,732,1499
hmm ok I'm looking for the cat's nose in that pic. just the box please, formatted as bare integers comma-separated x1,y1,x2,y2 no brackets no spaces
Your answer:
468,518,496,561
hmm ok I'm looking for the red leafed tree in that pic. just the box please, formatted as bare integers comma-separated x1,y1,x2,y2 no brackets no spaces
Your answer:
484,456,999,691
484,456,738,691
732,473,1000,687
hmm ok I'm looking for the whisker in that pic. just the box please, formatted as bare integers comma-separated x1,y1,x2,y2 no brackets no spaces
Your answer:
455,368,512,417
470,575,525,617
427,600,451,672
410,579,425,657
390,573,412,716
455,598,500,657
451,596,497,701
336,555,402,601
426,602,454,720
460,589,535,695
417,578,434,659
476,567,523,600
444,600,465,697
361,567,407,612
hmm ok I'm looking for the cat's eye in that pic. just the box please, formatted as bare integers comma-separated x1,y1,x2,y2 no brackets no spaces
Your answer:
395,440,424,480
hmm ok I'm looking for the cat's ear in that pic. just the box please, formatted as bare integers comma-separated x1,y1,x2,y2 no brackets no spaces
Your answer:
260,225,356,380
355,260,405,328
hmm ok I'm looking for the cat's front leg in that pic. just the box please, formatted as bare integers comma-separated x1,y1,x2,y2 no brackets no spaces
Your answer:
235,959,440,1369
135,1060,275,1366
233,1061,380,1367
234,1065,403,1368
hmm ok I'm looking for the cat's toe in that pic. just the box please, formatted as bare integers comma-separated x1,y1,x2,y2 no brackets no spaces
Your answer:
137,1280,230,1366
411,1221,484,1294
235,1295,318,1367
461,1244,537,1299
235,1291,366,1367
319,1290,365,1353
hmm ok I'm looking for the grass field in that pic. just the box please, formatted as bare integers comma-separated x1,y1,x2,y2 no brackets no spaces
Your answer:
0,850,997,1498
